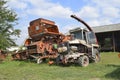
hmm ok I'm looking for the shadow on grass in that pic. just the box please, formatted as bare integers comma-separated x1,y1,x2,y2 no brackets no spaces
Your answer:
105,64,120,79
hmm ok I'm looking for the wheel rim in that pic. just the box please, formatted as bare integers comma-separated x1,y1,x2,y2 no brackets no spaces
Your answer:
83,57,89,66
37,58,42,64
95,54,99,62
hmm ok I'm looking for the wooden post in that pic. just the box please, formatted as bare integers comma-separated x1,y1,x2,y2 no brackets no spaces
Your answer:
112,32,116,52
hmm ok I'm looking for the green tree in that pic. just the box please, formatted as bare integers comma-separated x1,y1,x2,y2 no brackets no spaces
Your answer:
0,0,21,50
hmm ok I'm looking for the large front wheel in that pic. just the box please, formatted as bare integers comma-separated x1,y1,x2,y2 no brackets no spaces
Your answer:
93,49,100,63
78,55,89,67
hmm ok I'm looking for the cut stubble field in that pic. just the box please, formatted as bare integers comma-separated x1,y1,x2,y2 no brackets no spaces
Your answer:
0,52,120,80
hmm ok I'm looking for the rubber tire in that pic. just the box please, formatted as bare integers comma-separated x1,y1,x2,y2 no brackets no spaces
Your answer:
37,58,43,64
78,55,89,67
93,49,100,63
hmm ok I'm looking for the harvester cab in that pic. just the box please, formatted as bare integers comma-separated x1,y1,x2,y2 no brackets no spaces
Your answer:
69,28,97,45
70,15,98,45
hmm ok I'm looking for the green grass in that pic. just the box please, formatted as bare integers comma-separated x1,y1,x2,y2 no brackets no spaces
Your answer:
0,52,120,80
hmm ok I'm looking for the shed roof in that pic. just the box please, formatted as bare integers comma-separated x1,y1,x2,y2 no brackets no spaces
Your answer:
92,23,120,33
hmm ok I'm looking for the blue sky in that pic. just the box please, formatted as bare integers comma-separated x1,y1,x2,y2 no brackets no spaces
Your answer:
7,0,120,45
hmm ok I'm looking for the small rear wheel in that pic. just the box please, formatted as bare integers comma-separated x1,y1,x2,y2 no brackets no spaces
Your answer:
78,55,89,67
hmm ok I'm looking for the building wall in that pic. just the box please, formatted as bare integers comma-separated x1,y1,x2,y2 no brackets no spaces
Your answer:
95,31,120,52
114,31,120,52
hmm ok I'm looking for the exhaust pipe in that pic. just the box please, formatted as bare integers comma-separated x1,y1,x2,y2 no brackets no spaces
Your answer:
71,15,93,31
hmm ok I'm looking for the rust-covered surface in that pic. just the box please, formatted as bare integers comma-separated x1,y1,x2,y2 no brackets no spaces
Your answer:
28,18,60,39
25,18,68,54
11,50,28,60
13,18,71,62
0,50,7,61
26,35,63,55
12,16,100,66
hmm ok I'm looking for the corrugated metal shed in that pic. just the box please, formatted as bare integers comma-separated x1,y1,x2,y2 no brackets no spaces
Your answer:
92,23,120,33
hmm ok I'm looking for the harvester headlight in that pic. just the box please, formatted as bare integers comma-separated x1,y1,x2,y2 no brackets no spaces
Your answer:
58,47,67,53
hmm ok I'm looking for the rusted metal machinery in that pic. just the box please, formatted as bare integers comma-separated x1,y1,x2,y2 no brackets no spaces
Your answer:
56,15,100,66
13,18,66,63
11,50,27,60
12,15,100,67
11,18,65,63
0,50,7,61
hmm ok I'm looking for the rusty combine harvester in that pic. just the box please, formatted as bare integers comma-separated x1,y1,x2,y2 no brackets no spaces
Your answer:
25,18,65,63
12,18,67,63
12,15,100,66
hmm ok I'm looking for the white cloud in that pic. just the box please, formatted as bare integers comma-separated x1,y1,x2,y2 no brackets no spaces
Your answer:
27,6,73,18
8,0,74,18
7,0,28,9
25,0,73,18
76,6,99,19
87,20,100,26
102,7,120,18
90,0,120,20
75,0,120,26
16,26,28,45
25,0,54,8
91,0,120,8
87,19,112,27
60,25,79,33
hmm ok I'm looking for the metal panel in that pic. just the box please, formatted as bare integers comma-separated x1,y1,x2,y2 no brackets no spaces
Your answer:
92,23,120,33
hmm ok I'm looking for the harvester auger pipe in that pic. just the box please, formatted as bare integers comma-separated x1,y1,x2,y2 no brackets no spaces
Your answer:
71,15,93,31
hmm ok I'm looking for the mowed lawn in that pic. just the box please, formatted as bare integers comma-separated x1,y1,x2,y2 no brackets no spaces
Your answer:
0,52,120,80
